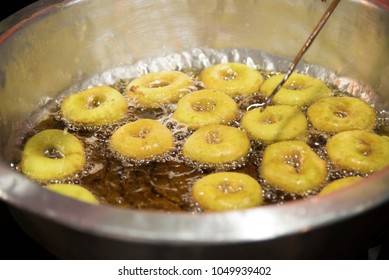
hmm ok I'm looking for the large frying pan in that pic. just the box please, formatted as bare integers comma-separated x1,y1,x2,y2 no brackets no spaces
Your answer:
1,0,389,259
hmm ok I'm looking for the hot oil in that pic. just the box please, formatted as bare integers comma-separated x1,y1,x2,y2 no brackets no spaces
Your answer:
9,63,389,212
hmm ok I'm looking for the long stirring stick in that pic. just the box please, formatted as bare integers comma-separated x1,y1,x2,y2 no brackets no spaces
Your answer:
259,0,341,111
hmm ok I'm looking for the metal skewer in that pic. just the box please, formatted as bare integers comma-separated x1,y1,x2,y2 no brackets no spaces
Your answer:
257,0,341,112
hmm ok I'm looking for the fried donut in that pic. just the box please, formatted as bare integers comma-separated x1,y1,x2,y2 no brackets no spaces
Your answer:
182,124,250,166
241,105,307,143
110,119,174,160
327,130,389,173
45,184,99,205
199,63,264,97
126,71,194,108
307,96,376,133
260,73,332,107
173,89,239,129
191,172,263,211
261,141,327,194
61,86,128,126
319,176,364,196
20,129,86,182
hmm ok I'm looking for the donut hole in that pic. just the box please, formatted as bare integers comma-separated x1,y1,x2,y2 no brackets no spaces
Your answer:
333,106,349,118
261,112,280,125
205,130,222,144
284,153,302,174
85,95,106,109
285,80,308,91
220,68,238,81
148,79,170,88
217,181,243,194
356,139,372,156
131,128,150,139
191,98,216,112
44,147,65,159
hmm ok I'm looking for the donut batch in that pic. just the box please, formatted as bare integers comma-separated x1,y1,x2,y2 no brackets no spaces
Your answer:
17,62,389,212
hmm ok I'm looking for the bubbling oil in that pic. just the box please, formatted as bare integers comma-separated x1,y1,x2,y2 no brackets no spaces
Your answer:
9,61,389,212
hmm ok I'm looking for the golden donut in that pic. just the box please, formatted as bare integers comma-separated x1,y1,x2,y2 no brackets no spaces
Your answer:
307,96,376,133
261,141,327,194
20,129,86,182
126,71,194,108
182,124,250,166
110,119,174,160
326,130,389,173
319,176,364,196
240,105,307,143
61,86,128,126
191,172,263,211
199,62,264,97
260,73,332,107
173,89,239,129
45,184,99,205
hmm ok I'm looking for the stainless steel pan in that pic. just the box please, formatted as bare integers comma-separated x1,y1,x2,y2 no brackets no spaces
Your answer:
1,0,389,259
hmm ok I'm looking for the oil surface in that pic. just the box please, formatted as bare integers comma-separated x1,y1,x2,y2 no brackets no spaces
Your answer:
9,63,389,212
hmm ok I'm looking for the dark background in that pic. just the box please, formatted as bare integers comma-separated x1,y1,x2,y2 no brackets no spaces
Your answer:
0,0,55,260
0,1,36,22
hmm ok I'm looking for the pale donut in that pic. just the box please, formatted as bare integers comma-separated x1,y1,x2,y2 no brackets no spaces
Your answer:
319,176,364,195
241,105,307,143
110,119,174,160
20,129,86,182
307,96,376,133
45,184,99,205
191,172,263,211
199,63,264,97
326,130,389,173
260,73,332,107
61,86,128,126
126,71,194,108
173,89,239,129
182,124,250,166
261,140,327,194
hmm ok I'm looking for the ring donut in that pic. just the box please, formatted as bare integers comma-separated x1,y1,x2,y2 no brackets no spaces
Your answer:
45,183,99,204
307,96,376,133
199,63,264,97
319,176,364,196
261,140,327,194
126,71,194,108
191,172,263,211
260,73,332,107
173,89,239,129
110,119,174,161
241,105,307,143
326,130,389,173
182,124,251,167
20,129,86,182
61,86,128,126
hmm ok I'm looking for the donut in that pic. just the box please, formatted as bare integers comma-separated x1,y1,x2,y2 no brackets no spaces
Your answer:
307,96,376,133
110,119,174,160
45,183,99,205
182,124,250,166
61,86,128,126
191,172,263,211
326,130,389,173
260,73,332,107
319,176,364,196
173,89,239,129
198,63,264,97
240,105,307,143
125,71,194,108
261,141,327,194
20,129,86,182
